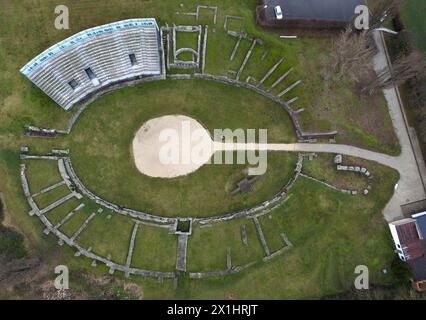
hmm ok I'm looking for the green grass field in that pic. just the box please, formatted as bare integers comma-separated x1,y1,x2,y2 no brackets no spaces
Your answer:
188,217,265,272
77,212,135,265
175,29,199,61
402,0,426,55
0,0,406,299
67,79,297,217
181,171,399,299
303,154,380,191
44,198,82,225
0,0,400,153
131,224,177,271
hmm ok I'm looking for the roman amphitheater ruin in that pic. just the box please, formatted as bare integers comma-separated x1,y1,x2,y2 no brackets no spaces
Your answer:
18,10,423,282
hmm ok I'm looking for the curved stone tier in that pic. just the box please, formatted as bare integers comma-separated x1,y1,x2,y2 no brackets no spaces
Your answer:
20,161,296,279
60,73,336,141
64,155,302,223
20,19,163,110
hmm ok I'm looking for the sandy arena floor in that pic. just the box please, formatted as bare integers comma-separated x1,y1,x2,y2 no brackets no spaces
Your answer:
132,115,214,178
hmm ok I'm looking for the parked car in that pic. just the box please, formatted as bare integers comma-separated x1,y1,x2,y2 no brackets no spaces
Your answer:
274,5,283,20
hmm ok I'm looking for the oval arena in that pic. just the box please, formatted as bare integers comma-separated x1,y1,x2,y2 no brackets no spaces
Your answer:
15,11,418,291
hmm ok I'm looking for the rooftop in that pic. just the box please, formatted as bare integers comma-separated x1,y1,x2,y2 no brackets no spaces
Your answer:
266,0,363,22
404,239,426,261
412,211,426,238
408,256,426,282
395,220,420,245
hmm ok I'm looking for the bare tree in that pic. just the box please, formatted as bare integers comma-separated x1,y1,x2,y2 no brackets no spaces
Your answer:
369,0,406,28
327,27,377,83
408,68,426,108
363,51,426,93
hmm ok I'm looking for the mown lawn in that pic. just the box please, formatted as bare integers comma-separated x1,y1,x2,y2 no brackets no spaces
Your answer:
77,212,135,265
302,154,380,192
35,185,71,209
175,29,200,61
25,160,62,195
182,166,399,299
131,224,177,271
187,217,265,272
44,197,82,225
67,80,297,217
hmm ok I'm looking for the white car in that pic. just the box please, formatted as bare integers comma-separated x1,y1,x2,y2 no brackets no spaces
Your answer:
274,5,283,20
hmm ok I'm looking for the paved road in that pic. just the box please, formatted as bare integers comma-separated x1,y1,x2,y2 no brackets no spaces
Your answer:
372,30,426,221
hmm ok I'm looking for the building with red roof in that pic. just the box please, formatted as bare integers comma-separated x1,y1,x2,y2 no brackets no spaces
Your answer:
389,211,426,291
